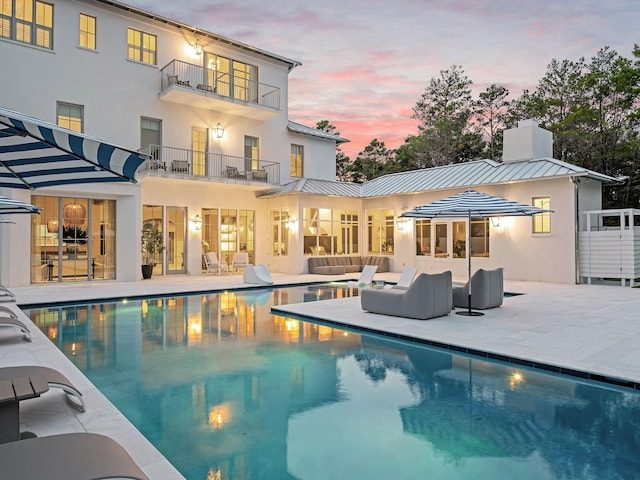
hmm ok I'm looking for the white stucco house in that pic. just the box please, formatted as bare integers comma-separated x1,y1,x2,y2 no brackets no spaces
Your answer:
0,0,629,288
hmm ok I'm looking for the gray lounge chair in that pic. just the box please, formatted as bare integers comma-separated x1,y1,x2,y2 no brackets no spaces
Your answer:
361,271,452,320
0,286,15,302
346,264,378,287
453,267,504,310
0,366,86,412
0,432,149,480
0,305,31,340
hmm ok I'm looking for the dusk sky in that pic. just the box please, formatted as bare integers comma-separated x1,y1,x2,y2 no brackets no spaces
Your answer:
127,0,639,159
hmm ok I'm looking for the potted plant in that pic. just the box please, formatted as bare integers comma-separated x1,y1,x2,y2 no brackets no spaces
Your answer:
141,225,164,279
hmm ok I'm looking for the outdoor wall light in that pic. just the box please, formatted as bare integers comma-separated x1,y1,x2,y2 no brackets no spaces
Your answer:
191,214,202,232
192,38,204,56
396,218,410,231
490,216,503,228
214,123,225,139
286,217,298,231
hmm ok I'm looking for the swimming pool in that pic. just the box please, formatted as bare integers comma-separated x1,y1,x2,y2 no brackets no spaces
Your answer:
25,284,640,480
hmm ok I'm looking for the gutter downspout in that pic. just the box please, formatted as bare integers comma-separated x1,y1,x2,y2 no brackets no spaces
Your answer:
571,176,580,284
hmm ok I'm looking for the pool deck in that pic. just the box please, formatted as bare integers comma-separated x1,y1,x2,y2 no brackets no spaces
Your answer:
3,272,640,479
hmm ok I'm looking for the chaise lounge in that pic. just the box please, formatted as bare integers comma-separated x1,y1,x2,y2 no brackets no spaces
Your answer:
453,267,504,310
243,264,274,285
361,271,453,320
0,432,149,479
0,365,86,412
0,305,31,341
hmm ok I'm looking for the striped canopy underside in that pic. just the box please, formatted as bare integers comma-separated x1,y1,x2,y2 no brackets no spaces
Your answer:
400,189,552,219
0,108,146,189
0,194,41,214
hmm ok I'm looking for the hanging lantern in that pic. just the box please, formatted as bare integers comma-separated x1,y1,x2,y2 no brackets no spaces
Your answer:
46,219,59,233
62,203,87,228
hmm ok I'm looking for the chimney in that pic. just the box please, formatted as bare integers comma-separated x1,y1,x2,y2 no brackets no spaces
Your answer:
502,119,553,162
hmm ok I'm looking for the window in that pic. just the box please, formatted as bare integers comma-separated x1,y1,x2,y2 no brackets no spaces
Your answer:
202,52,258,103
140,117,161,160
452,221,466,259
290,144,303,178
434,223,448,257
127,27,156,65
367,208,394,255
79,13,95,49
532,197,551,234
271,209,290,257
57,102,83,133
1,0,53,49
416,219,431,255
471,218,490,257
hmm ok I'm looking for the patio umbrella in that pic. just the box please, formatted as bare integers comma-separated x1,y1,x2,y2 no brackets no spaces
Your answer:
0,195,41,214
0,106,147,189
400,189,552,316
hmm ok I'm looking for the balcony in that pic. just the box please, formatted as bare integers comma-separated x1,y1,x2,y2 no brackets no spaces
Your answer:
138,145,281,185
159,60,281,120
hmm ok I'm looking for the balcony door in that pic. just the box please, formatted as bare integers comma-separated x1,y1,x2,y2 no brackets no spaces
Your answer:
192,127,207,176
244,136,259,172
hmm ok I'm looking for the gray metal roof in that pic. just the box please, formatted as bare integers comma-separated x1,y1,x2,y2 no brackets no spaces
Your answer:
257,178,362,198
362,157,622,198
258,157,622,199
287,121,350,144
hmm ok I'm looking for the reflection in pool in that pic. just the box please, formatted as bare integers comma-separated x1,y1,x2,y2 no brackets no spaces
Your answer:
26,284,640,480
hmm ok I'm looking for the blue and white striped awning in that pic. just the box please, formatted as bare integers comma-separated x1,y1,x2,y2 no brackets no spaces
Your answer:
0,195,41,214
400,189,553,219
0,106,147,189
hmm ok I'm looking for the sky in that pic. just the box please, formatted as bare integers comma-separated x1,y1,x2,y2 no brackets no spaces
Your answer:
126,0,639,159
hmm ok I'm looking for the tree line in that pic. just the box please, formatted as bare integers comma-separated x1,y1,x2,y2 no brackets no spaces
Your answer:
318,45,640,209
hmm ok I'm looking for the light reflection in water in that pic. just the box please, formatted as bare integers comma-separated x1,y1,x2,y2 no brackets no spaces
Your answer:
25,284,640,480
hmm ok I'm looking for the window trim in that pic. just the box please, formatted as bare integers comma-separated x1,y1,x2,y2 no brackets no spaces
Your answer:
79,12,96,50
56,101,83,133
290,144,303,178
127,27,157,65
1,0,53,49
532,197,551,234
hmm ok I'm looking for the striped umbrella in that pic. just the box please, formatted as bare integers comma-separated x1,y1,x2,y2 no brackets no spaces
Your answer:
0,106,147,189
0,195,41,214
401,189,552,316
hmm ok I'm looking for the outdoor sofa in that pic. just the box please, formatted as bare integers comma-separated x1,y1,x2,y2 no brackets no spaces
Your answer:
361,271,452,320
308,256,389,275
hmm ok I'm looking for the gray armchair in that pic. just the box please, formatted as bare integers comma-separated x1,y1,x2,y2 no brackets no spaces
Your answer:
453,267,504,310
360,271,452,320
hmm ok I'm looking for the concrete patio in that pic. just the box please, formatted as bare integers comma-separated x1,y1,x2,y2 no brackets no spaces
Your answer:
2,272,639,479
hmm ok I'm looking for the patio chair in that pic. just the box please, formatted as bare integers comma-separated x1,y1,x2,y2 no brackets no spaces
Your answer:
453,267,504,310
0,432,149,480
0,365,86,412
243,264,274,285
0,305,31,341
231,252,249,272
346,264,378,287
384,266,418,290
361,271,453,320
203,252,228,275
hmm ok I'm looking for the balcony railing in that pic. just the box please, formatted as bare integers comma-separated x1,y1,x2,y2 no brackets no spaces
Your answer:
160,60,281,111
138,145,280,185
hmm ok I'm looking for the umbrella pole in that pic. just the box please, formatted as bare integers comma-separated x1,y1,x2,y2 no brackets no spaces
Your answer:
456,212,483,316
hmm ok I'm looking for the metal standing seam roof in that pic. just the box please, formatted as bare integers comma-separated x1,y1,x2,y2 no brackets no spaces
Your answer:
286,121,350,144
258,158,622,199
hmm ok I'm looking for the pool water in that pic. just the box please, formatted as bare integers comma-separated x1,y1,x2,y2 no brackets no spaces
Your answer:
26,285,640,480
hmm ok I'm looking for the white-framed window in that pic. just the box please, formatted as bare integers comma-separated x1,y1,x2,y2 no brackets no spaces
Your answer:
0,0,53,49
532,197,551,234
244,135,259,172
56,102,83,133
367,208,394,255
79,13,96,49
271,209,290,257
416,219,431,256
127,27,156,65
290,144,303,178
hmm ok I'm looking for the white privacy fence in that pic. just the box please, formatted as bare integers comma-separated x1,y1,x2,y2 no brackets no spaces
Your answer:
578,209,640,286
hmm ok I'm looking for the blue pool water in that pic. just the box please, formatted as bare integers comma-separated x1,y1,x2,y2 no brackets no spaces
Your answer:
25,285,640,480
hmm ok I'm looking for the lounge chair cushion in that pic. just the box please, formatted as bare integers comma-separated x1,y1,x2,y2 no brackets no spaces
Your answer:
0,433,149,480
361,271,452,320
453,267,504,310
